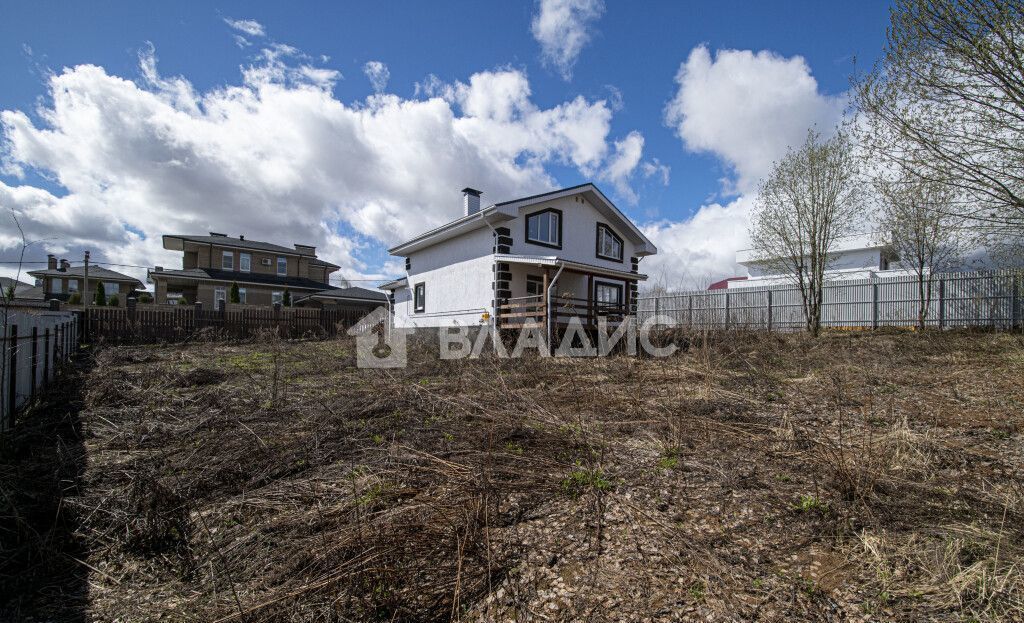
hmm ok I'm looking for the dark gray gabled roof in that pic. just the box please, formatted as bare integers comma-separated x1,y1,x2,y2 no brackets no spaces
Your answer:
296,286,388,303
27,266,144,286
149,267,336,291
0,277,31,289
164,234,316,256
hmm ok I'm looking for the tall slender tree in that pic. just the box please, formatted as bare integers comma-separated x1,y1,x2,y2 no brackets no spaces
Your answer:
875,172,966,329
750,129,863,336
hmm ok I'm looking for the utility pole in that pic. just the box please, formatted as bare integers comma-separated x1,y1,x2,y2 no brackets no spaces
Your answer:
83,250,90,307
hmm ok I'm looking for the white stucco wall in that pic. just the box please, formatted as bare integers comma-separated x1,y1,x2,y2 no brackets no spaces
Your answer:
392,227,494,328
508,194,638,271
733,247,893,288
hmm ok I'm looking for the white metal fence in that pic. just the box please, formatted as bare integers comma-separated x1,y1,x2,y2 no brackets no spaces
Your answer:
1,310,80,434
636,270,1023,331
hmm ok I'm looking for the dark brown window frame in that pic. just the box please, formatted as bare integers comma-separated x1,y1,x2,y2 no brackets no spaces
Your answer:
593,280,624,311
526,274,544,296
524,207,563,250
413,282,426,313
595,222,624,262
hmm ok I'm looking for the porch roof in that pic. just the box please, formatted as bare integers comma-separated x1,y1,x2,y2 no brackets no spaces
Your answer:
495,254,647,281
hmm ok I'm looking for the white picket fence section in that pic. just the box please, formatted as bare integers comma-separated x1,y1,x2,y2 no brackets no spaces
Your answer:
0,310,80,434
637,270,1023,331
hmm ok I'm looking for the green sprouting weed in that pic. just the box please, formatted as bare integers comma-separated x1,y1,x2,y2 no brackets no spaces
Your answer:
795,494,827,513
561,463,613,497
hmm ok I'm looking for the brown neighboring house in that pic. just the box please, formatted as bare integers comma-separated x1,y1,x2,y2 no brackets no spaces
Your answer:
26,256,145,306
149,233,341,307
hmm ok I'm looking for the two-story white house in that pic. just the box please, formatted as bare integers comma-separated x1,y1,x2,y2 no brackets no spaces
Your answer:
381,184,657,330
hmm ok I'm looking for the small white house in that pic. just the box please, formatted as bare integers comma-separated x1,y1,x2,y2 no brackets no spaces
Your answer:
381,184,657,329
731,234,905,289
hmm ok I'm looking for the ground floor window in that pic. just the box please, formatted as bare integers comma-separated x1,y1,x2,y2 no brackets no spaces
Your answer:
594,282,623,310
271,291,283,305
214,286,226,308
526,275,544,296
68,279,78,292
238,288,247,305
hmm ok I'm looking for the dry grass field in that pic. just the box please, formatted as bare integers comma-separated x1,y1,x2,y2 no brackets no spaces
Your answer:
2,330,1023,622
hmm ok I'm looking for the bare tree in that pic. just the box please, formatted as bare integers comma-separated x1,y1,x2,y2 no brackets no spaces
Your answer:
875,172,966,329
856,0,1024,262
749,129,863,336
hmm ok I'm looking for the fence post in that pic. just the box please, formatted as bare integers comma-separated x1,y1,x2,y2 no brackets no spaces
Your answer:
273,302,282,337
688,295,694,328
766,289,773,332
938,278,946,329
195,302,204,329
871,282,879,330
1013,273,1021,330
724,292,730,330
30,327,38,400
653,296,659,321
8,325,17,425
43,328,50,386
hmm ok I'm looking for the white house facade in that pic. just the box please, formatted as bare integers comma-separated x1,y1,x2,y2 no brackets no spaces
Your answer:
730,234,909,289
381,184,657,329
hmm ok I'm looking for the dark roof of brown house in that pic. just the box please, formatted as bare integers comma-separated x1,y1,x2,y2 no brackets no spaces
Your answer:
27,266,144,287
149,267,337,291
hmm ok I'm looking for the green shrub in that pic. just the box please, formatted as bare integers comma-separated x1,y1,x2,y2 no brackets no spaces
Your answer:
108,294,120,307
229,282,240,304
67,292,82,305
137,292,153,304
94,282,106,306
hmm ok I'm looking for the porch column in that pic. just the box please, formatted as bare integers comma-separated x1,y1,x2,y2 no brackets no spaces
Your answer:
542,269,549,329
587,273,594,329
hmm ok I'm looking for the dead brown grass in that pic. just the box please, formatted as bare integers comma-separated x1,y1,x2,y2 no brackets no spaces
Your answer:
3,329,1023,622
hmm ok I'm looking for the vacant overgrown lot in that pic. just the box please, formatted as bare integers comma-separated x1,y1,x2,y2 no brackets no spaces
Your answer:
2,330,1023,622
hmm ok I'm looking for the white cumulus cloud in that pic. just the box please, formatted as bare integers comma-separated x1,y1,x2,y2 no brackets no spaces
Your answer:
0,44,647,284
531,0,605,81
665,45,846,194
363,61,389,93
648,45,846,289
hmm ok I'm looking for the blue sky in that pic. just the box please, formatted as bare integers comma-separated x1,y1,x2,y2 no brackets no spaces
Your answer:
0,0,893,287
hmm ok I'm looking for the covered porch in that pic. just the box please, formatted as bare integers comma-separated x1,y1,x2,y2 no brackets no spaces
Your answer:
494,256,641,331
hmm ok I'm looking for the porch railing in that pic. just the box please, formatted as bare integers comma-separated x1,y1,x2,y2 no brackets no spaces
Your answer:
497,295,629,329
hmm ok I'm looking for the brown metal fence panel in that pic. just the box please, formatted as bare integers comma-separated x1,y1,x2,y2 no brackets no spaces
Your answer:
79,304,379,344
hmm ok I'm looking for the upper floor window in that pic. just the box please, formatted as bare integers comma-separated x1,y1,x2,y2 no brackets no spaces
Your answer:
414,282,426,313
277,256,287,276
222,250,234,270
526,208,561,248
596,223,624,262
239,253,251,272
